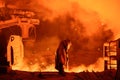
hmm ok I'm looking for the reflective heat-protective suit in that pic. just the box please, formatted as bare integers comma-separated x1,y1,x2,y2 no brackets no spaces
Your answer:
55,39,70,75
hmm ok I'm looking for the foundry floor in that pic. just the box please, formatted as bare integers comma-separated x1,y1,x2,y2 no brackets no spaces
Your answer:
0,70,117,80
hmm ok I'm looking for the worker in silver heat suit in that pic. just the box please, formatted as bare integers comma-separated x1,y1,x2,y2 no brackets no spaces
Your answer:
55,39,71,76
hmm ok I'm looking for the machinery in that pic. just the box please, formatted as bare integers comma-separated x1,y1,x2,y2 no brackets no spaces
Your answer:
103,40,117,70
103,38,120,79
103,39,120,70
0,7,40,73
7,35,24,66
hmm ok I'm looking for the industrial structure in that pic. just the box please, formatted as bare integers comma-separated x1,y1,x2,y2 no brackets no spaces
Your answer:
0,1,40,73
103,38,120,70
103,40,117,70
103,38,120,79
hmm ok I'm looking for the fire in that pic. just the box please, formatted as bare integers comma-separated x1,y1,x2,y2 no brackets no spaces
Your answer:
69,58,104,72
12,58,57,72
8,33,105,73
12,61,41,72
4,0,120,73
12,56,104,73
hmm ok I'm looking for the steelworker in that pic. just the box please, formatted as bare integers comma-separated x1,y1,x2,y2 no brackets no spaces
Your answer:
55,39,71,76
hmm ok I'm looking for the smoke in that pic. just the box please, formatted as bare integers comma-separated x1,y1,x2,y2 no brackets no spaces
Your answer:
7,0,116,36
5,0,119,70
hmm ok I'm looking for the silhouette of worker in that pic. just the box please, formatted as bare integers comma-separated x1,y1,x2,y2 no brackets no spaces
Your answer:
55,39,71,76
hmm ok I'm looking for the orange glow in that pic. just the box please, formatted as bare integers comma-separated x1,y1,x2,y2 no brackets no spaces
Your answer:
34,0,120,38
4,0,120,72
12,57,104,72
69,58,104,72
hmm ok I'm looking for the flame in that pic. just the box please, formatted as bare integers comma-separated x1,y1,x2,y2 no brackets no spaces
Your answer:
69,58,104,72
4,0,120,72
12,57,104,72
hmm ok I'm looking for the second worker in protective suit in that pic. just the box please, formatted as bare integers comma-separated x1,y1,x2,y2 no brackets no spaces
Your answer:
55,39,71,76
